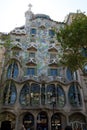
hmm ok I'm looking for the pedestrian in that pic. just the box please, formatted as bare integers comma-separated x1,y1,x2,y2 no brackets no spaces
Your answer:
65,125,72,130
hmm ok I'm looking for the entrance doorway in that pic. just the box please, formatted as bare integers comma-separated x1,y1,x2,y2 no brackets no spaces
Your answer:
51,113,61,130
1,121,11,130
37,111,48,130
23,113,34,130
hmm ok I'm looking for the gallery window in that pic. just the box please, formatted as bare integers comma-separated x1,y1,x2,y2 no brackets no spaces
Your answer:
68,83,82,107
3,81,17,105
56,85,65,107
7,61,19,78
46,84,55,105
19,83,30,106
30,83,40,106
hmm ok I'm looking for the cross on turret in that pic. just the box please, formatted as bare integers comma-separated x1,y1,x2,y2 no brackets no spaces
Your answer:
28,3,32,11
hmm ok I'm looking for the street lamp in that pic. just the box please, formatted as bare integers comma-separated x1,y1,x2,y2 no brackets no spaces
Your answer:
51,94,56,130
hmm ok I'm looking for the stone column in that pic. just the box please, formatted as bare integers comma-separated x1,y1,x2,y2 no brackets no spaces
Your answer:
34,113,37,130
48,112,51,130
15,115,19,130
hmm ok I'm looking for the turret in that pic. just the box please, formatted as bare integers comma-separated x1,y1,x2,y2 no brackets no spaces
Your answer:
25,4,34,29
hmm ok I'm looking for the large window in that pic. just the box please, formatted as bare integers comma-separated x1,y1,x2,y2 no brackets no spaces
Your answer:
46,84,55,105
19,83,30,106
68,83,82,107
30,83,40,106
3,81,17,105
7,61,19,78
56,85,65,107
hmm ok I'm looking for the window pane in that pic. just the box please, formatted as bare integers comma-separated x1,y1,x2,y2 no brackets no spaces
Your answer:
30,84,40,106
68,83,82,106
57,85,65,107
27,68,35,75
30,28,36,35
46,84,55,104
29,52,35,58
50,69,57,76
19,84,30,106
3,82,17,105
41,85,45,105
49,30,55,37
66,68,73,81
7,62,19,78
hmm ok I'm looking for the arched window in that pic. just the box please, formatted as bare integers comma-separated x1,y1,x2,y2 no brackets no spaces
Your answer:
3,81,17,105
7,61,19,78
46,84,55,105
56,85,65,107
68,83,82,106
51,113,61,130
37,111,48,130
30,83,40,106
23,113,34,130
19,83,30,106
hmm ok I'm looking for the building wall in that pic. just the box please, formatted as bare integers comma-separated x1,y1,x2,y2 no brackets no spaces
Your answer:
0,7,87,130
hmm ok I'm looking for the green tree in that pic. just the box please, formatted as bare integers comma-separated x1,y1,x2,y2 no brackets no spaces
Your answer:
0,33,11,48
57,13,87,72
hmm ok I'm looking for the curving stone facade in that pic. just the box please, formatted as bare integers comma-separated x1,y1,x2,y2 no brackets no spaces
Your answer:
0,5,87,130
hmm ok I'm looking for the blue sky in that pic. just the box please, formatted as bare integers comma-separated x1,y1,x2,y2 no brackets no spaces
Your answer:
0,0,87,33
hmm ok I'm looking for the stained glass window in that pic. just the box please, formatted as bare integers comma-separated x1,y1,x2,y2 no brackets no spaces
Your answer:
30,83,40,106
7,61,19,78
68,83,82,106
3,81,17,105
56,85,65,107
19,84,30,106
46,84,55,105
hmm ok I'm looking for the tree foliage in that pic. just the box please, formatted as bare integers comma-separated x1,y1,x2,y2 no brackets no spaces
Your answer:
0,33,11,48
57,13,87,72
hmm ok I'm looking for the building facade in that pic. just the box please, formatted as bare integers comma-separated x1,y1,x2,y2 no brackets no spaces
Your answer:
0,5,87,130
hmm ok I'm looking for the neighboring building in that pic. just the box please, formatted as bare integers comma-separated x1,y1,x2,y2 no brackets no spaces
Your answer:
0,5,87,130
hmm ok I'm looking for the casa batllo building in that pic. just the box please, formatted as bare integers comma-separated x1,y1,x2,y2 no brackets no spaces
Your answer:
0,4,87,130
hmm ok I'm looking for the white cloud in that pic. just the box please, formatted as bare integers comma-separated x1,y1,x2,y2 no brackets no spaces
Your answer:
0,0,87,32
